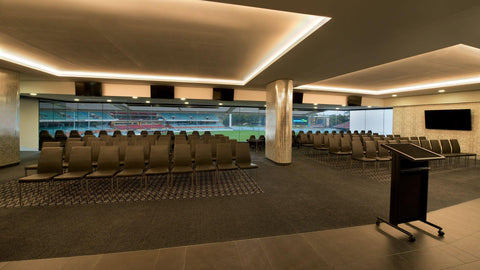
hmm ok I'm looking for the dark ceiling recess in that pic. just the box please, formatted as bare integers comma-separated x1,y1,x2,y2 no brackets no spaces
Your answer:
293,92,303,104
347,95,362,106
213,88,234,101
151,85,175,99
75,82,103,96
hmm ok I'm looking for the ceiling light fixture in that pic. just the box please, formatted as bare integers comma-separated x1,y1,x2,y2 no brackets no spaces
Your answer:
342,104,346,107
145,100,150,104
132,96,138,99
74,98,80,102
438,89,446,93
336,107,339,110
180,98,186,101
29,93,37,96
314,106,318,109
367,106,372,108
392,94,397,97
106,99,112,102
184,101,189,104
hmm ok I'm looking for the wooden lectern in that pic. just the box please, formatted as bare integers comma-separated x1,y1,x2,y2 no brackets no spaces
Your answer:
376,143,445,242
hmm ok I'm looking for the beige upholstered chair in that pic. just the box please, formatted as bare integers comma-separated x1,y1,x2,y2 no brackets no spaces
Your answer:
85,146,120,193
235,143,258,181
116,146,146,189
194,143,216,184
53,146,92,196
144,145,170,187
170,144,194,186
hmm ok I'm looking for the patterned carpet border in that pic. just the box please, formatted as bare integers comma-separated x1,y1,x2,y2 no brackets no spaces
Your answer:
0,170,263,208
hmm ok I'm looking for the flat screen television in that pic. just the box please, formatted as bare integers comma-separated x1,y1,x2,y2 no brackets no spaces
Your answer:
75,81,102,96
424,109,471,131
212,88,234,101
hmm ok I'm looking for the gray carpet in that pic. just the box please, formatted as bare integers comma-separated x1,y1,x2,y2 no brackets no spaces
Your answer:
0,149,479,261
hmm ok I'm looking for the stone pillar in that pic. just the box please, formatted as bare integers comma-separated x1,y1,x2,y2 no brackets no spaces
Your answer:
265,80,293,164
0,69,20,167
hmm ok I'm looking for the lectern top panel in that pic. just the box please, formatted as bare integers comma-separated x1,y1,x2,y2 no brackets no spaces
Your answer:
382,143,444,161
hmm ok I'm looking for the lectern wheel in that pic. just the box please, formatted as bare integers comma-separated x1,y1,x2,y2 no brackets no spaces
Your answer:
438,230,445,237
408,236,416,242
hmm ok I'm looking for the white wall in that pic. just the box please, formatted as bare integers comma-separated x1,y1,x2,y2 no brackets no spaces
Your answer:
19,98,39,150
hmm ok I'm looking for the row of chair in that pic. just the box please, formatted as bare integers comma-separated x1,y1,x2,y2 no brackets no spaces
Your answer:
18,143,258,206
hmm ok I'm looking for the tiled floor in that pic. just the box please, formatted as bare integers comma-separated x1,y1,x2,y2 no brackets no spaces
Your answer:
1,198,479,270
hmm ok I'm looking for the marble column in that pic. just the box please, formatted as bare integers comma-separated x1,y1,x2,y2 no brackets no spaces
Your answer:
265,80,293,164
0,69,20,167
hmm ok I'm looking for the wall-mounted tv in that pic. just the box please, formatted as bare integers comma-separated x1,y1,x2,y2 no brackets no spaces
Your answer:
75,81,102,96
424,109,472,131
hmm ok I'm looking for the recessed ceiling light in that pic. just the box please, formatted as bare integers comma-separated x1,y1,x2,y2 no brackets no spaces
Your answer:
106,99,112,102
336,107,339,110
313,103,318,105
180,98,186,101
264,104,267,107
314,106,318,109
219,103,223,106
342,104,346,107
392,94,397,97
368,106,372,108
145,100,150,104
74,98,80,102
132,96,138,99
184,101,189,104
438,89,446,93
29,93,37,96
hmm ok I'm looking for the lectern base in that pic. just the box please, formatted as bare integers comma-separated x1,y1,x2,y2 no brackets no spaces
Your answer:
375,217,444,242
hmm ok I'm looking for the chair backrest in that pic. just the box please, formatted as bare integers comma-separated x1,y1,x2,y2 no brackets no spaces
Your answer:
430,140,442,154
42,141,61,148
98,130,108,137
84,130,93,136
377,141,390,157
340,137,351,152
236,143,251,164
365,141,377,158
175,136,188,144
97,146,120,171
420,139,431,150
300,133,309,144
69,130,81,138
91,141,107,162
173,144,192,167
113,140,128,162
68,146,92,172
67,137,82,142
140,130,148,137
440,139,452,154
230,139,237,157
195,144,213,166
124,146,145,169
450,139,461,153
37,147,63,174
313,134,322,148
351,141,364,158
149,145,170,169
127,130,135,137
153,131,161,135
216,143,233,165
65,141,85,162
329,136,340,153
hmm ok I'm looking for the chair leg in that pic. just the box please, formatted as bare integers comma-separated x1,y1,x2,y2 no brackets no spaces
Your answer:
18,182,22,207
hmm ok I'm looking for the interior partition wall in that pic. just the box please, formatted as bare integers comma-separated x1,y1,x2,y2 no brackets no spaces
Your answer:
0,69,20,167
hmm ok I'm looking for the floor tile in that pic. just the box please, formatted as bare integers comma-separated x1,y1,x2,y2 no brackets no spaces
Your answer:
235,239,273,270
93,249,159,270
61,255,101,270
154,247,185,270
184,241,243,270
451,237,480,258
444,260,480,270
1,258,68,270
399,246,465,270
258,233,328,270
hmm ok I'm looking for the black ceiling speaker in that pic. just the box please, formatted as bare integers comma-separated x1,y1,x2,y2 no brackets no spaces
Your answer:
347,95,362,106
293,92,303,104
213,88,234,101
75,81,102,96
151,85,174,99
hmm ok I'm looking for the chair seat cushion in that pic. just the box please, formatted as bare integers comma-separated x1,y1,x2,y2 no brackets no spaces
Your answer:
86,170,118,178
54,171,90,180
24,164,38,170
19,173,60,182
195,164,216,172
171,166,193,173
117,169,144,177
217,164,237,170
335,151,352,155
145,167,169,175
353,157,376,162
236,162,258,169
376,157,392,161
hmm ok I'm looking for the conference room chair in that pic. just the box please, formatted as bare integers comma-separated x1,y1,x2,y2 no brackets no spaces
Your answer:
450,139,477,167
18,147,63,206
170,144,194,186
440,139,459,167
115,146,146,190
140,130,148,137
375,140,392,170
134,138,150,164
194,144,216,184
351,140,376,172
39,130,54,150
313,134,328,158
84,130,93,136
144,145,170,187
300,133,313,147
85,146,120,193
63,141,85,168
336,136,353,162
98,130,108,137
69,130,81,138
24,141,62,176
216,143,238,183
229,139,237,160
90,141,107,167
54,130,68,146
53,146,92,198
429,139,444,168
114,140,128,166
235,142,258,181
420,139,431,150
327,136,341,161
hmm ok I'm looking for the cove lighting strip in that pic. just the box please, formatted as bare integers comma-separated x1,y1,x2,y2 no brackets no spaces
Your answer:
296,75,480,95
0,15,329,85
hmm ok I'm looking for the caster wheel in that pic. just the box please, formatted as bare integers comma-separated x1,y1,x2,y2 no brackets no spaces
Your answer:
375,221,381,226
438,230,445,237
408,236,416,242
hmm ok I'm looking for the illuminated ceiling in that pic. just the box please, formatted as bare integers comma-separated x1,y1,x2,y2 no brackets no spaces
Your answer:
297,44,480,95
0,0,329,85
